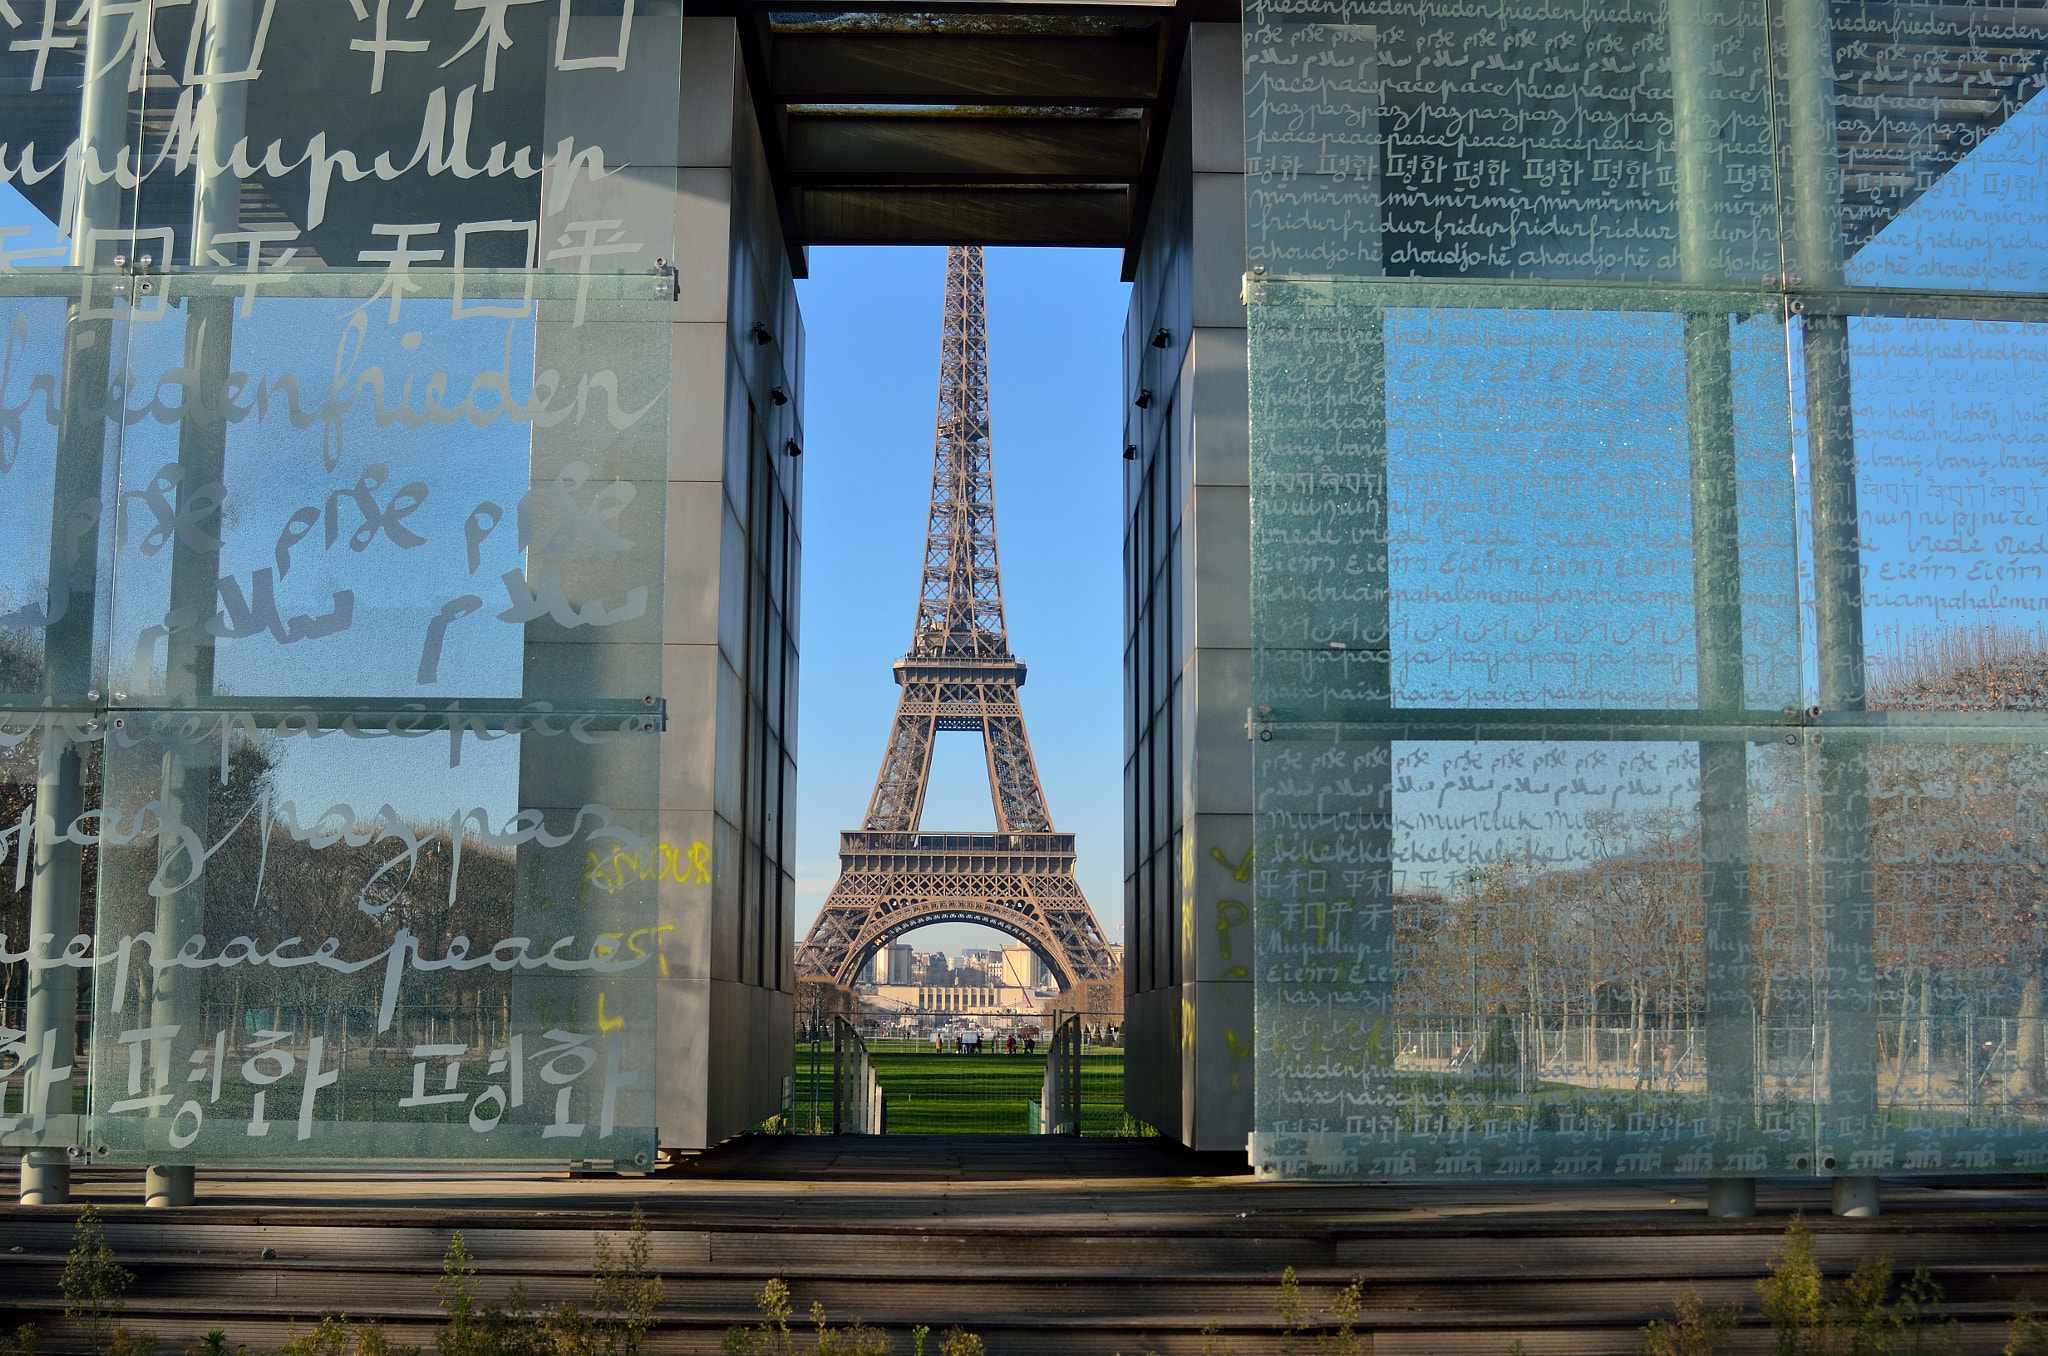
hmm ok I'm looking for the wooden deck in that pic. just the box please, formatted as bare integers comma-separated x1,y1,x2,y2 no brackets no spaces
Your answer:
3,1136,2046,1354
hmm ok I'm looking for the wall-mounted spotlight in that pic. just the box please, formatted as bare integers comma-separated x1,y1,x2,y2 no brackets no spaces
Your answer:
752,321,773,345
771,386,789,406
1123,444,1137,461
1134,388,1153,409
786,439,803,457
1151,328,1171,348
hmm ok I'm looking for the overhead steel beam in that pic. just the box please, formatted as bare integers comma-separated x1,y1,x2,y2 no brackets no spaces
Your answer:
774,34,1161,104
797,186,1132,245
785,113,1144,177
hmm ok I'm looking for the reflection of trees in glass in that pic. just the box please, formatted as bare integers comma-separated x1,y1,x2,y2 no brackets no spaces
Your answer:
0,623,39,691
1380,634,2048,1116
1391,818,1707,1085
1866,623,2048,1101
0,624,98,1036
96,736,523,1061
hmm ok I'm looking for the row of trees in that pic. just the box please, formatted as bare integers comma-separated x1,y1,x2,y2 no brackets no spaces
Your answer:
1376,623,2048,1096
2,621,561,1056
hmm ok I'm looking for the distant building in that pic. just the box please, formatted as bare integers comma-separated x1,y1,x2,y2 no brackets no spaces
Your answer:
1000,945,1049,992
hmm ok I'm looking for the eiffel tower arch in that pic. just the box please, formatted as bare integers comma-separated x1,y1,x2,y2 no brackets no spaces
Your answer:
795,246,1118,992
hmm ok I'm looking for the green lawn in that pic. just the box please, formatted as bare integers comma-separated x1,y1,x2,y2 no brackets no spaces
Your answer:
790,1043,1134,1135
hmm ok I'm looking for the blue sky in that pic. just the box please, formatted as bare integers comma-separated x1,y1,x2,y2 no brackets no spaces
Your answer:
793,247,1131,960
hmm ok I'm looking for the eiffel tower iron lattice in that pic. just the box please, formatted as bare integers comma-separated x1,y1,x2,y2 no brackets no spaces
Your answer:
794,246,1117,991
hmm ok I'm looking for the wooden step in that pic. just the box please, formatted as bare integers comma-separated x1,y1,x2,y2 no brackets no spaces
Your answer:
1,1139,2043,1355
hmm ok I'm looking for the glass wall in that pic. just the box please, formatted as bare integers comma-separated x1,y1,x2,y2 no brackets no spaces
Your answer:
1247,0,2048,1177
0,1,679,1167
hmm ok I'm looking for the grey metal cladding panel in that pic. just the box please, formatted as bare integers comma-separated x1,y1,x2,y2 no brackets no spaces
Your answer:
1133,53,1195,332
679,18,739,168
785,115,1143,176
796,187,1131,245
1192,483,1251,649
1192,172,1248,331
1188,22,1245,175
774,34,1160,103
1187,327,1248,488
1191,645,1252,814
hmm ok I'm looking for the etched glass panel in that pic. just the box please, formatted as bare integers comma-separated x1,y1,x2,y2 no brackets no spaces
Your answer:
1796,729,2048,1175
94,271,674,708
1776,0,2048,294
1249,280,1801,719
80,707,662,1166
1247,0,2048,1182
1792,304,2048,708
0,275,119,707
0,714,100,1152
0,1,683,1166
1244,0,1780,283
1252,732,1807,1179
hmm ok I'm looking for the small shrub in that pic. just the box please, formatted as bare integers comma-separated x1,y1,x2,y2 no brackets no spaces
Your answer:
1273,1266,1363,1356
936,1331,981,1356
586,1208,663,1356
63,1205,133,1356
276,1316,418,1356
722,1280,905,1356
1752,1214,1972,1356
1321,1278,1364,1356
722,1280,795,1356
1895,1269,1960,1356
810,1304,889,1356
1276,1267,1309,1356
276,1318,352,1356
3,1325,36,1356
1638,1290,1736,1356
2008,1302,2048,1356
1759,1216,1825,1356
106,1330,157,1356
353,1323,420,1356
1835,1254,1896,1356
435,1234,486,1356
434,1234,548,1356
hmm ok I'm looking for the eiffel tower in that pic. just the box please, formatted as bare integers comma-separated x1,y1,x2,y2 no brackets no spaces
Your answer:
794,246,1117,991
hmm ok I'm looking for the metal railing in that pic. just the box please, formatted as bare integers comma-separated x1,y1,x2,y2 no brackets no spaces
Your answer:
1040,1014,1081,1135
832,1015,885,1134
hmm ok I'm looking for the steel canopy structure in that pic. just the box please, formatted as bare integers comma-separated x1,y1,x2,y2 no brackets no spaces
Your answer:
688,0,1228,269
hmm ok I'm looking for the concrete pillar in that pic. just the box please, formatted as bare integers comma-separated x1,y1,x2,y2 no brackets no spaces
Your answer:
1706,1177,1756,1219
1122,22,1259,1152
19,1151,69,1205
20,0,130,1212
1783,0,1879,1175
1832,1176,1880,1217
145,1165,196,1207
652,17,803,1150
1669,0,1764,1189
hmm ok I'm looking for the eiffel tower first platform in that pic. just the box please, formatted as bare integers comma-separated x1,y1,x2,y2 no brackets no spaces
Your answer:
794,246,1118,992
